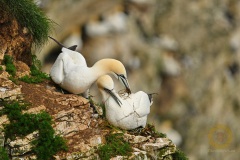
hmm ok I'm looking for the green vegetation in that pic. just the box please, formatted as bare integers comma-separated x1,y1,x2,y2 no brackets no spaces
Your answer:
0,99,67,160
3,54,49,83
172,149,188,160
0,66,3,71
0,147,9,160
1,0,52,46
3,55,16,76
19,55,50,83
31,112,68,160
97,133,132,160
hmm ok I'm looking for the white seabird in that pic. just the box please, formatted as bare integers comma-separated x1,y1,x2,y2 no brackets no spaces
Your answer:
50,47,131,96
97,75,153,130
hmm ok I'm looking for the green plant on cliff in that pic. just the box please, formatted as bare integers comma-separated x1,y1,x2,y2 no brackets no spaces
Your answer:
172,149,188,160
19,55,50,83
97,133,132,160
3,54,49,83
0,99,67,160
0,147,9,160
97,127,187,160
1,0,52,46
3,55,16,77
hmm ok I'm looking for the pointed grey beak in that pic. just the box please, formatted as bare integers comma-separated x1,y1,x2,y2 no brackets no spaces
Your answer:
104,88,122,107
118,75,131,94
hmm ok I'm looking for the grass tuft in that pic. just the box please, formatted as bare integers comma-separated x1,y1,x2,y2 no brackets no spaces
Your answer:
3,55,16,77
31,112,68,160
3,54,49,83
97,133,132,160
19,55,50,83
0,147,9,160
2,0,52,46
172,149,188,160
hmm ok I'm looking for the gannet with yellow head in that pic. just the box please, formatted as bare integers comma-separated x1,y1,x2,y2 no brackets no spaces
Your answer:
97,75,152,130
50,47,131,96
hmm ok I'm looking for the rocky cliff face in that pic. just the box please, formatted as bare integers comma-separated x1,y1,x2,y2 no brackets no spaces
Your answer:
0,61,180,159
0,5,33,65
2,0,240,159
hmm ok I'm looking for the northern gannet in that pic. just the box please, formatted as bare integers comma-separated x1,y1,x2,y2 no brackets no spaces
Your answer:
97,75,153,130
50,48,131,96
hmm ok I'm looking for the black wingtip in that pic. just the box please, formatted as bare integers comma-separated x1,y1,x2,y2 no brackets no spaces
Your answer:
48,36,65,48
68,45,78,51
48,36,78,51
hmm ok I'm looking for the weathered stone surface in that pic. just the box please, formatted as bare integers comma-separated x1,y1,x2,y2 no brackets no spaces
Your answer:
65,149,99,160
0,5,33,65
0,115,9,129
0,70,9,78
53,105,93,136
0,130,5,147
22,105,46,114
15,61,30,78
89,135,103,147
8,131,38,157
0,73,22,99
132,147,147,158
141,138,176,159
55,95,89,107
124,133,149,144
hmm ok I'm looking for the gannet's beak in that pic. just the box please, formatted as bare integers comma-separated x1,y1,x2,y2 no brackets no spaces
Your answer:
117,75,131,94
104,88,122,107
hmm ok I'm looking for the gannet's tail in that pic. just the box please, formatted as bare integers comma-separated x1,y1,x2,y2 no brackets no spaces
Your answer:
48,36,77,51
147,93,158,104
